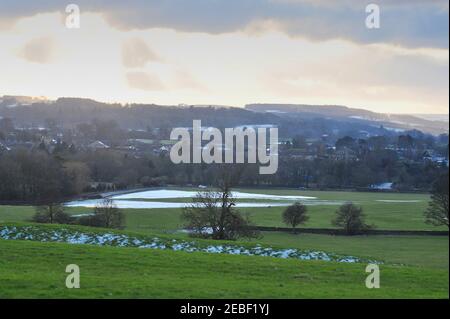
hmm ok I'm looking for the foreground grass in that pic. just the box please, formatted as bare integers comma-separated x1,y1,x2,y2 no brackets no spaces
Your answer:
0,239,448,299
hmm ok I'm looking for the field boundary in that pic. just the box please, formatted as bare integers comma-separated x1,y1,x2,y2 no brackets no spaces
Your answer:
252,226,449,236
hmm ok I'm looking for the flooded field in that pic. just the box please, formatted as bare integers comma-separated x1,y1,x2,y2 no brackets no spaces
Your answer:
66,189,346,209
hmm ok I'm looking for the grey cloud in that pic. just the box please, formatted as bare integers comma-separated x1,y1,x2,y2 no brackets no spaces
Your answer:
0,0,448,48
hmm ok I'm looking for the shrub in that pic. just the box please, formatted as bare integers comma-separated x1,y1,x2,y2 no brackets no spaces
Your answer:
75,198,124,229
332,202,374,235
282,202,309,232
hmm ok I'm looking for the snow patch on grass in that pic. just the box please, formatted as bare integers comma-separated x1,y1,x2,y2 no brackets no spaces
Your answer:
0,225,380,264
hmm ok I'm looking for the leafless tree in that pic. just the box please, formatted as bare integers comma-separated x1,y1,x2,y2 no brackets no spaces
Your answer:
93,198,125,229
182,164,259,240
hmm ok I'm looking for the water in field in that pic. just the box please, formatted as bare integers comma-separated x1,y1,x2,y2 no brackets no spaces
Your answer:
66,189,344,209
66,199,291,209
112,189,316,201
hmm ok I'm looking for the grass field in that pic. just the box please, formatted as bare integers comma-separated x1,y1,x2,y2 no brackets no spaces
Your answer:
253,232,449,269
0,239,448,298
0,189,439,232
0,188,448,298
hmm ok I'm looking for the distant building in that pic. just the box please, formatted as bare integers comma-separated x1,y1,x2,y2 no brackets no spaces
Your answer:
332,147,357,162
422,150,449,166
0,142,11,152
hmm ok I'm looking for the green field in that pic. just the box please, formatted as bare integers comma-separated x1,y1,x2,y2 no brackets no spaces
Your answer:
0,189,439,232
254,232,449,269
0,188,448,298
0,239,447,298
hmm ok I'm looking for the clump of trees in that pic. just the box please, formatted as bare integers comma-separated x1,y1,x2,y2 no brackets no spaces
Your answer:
0,149,90,202
332,202,374,235
31,198,124,229
32,203,71,224
1,130,448,202
282,202,309,233
424,172,449,228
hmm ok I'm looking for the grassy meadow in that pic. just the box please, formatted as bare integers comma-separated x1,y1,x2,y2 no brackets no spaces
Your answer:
0,239,447,298
0,188,448,298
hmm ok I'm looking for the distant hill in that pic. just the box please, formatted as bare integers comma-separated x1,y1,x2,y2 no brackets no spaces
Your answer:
1,96,448,136
0,97,278,130
245,104,448,135
411,114,449,123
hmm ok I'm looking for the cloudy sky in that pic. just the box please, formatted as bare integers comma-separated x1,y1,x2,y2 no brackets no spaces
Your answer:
0,0,448,114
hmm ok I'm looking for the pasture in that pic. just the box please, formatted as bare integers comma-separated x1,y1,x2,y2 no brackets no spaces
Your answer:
0,188,448,298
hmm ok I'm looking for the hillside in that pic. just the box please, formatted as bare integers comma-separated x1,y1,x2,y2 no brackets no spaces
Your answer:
246,104,449,135
1,96,448,136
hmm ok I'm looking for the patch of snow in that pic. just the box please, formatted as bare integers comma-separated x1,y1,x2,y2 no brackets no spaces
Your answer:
370,182,393,190
0,225,380,265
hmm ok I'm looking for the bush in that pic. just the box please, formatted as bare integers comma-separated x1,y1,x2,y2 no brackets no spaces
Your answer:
70,199,125,229
76,198,124,229
282,202,309,232
332,202,374,235
77,214,105,227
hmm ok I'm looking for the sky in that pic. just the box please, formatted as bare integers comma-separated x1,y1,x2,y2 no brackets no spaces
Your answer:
0,0,448,114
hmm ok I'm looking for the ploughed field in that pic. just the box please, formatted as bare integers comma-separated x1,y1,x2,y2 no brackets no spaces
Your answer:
0,188,448,298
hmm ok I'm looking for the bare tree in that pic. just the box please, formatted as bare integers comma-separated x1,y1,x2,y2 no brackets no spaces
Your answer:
32,203,71,224
182,164,259,240
92,198,125,229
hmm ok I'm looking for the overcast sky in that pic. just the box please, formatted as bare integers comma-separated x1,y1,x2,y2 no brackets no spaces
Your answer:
0,0,448,114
